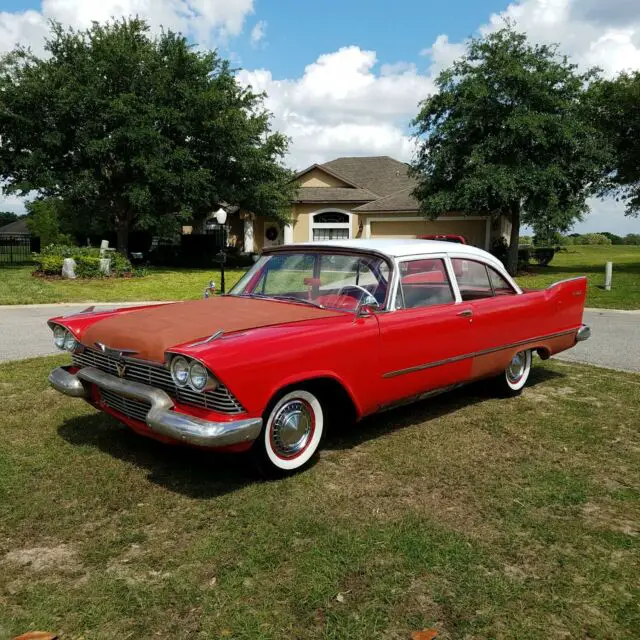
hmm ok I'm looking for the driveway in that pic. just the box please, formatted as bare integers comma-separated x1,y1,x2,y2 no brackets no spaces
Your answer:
0,302,164,363
0,304,638,373
553,308,640,373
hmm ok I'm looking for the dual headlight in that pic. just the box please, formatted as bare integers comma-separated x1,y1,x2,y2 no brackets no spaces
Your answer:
170,355,217,392
52,325,79,352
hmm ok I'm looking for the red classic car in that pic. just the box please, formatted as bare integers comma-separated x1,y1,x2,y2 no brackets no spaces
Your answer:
48,239,590,475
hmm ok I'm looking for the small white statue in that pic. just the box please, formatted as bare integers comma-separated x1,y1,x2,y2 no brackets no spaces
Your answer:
62,257,76,279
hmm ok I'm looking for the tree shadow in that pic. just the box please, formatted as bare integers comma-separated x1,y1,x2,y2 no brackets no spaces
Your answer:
58,366,565,497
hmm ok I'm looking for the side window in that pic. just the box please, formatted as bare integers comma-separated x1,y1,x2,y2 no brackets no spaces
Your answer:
396,258,455,309
488,266,516,296
451,258,493,301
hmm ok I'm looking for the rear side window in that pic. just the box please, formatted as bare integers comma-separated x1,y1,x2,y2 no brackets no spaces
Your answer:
488,266,516,296
396,258,455,309
451,258,493,301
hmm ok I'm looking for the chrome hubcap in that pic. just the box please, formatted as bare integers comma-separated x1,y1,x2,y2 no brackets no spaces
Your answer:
271,399,314,458
506,351,527,383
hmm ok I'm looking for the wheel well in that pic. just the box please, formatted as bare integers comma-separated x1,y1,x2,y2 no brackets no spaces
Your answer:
268,377,358,426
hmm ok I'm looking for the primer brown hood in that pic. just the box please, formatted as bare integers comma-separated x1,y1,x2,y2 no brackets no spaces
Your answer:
81,297,343,362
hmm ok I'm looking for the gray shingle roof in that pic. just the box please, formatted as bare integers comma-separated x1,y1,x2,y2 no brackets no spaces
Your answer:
321,156,417,197
353,187,419,212
294,187,377,203
0,217,29,235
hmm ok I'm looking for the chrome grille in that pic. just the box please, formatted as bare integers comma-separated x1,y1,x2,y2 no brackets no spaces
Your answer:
72,348,245,414
100,388,151,423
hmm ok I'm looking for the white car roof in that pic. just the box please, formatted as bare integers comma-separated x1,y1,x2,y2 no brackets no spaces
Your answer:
287,238,505,269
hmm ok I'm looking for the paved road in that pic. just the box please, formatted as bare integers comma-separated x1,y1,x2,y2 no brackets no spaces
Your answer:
553,309,639,373
0,302,164,363
0,304,638,372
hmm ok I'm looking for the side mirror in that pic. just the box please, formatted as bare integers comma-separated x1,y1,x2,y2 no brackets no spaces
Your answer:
357,300,380,317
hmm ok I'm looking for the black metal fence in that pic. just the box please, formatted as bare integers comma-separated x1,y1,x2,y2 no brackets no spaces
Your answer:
0,236,40,265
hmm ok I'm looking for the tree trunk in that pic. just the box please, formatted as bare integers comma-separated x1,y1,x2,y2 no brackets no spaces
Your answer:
506,202,521,276
116,223,129,256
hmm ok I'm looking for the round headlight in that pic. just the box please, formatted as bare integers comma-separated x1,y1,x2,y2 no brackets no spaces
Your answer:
53,325,67,349
189,361,209,391
63,331,77,352
171,356,190,387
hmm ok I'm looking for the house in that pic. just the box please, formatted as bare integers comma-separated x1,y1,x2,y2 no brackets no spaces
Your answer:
0,217,30,238
237,155,511,253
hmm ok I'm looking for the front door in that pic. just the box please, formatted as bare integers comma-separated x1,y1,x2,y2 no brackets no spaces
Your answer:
376,256,474,409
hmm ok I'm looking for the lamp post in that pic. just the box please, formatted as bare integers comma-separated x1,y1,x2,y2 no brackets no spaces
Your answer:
214,207,228,294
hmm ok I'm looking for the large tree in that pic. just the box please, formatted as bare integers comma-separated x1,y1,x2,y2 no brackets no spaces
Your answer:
588,71,640,217
0,19,293,254
411,26,607,273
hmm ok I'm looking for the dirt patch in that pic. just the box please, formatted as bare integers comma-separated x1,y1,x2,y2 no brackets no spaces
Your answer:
3,544,81,573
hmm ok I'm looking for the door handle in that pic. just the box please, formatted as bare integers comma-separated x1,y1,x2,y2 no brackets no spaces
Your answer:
457,309,473,318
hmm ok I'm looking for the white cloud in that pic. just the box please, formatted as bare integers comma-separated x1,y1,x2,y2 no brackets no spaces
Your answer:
0,0,255,55
238,46,435,168
250,20,266,47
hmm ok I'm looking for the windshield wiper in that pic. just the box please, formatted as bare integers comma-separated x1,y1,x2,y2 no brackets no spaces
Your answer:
234,292,324,308
268,294,325,308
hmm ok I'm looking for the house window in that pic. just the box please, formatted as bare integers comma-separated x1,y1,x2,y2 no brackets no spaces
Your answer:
311,211,351,241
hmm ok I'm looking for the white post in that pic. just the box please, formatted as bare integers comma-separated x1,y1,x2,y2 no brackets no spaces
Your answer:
243,218,254,253
283,223,293,245
605,261,612,291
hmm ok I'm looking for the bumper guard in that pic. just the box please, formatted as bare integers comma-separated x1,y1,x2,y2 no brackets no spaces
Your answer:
48,366,262,447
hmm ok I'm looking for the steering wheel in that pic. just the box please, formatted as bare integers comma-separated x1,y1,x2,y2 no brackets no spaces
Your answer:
335,284,377,306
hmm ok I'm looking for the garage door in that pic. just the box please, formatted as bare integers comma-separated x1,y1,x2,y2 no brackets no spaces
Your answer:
370,219,487,248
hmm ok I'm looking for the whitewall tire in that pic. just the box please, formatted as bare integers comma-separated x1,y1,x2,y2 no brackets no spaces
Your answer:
495,349,532,397
254,389,324,475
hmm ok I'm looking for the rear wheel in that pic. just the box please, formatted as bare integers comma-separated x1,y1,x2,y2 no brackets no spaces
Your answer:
252,389,324,476
493,349,532,397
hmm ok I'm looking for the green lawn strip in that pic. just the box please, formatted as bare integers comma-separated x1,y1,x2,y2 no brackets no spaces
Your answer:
0,266,246,305
516,245,640,309
0,355,638,638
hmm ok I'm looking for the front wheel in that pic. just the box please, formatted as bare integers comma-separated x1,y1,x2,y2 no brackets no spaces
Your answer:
252,389,324,476
493,349,532,397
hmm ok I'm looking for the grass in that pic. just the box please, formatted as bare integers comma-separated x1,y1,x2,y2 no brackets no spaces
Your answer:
0,245,638,308
0,356,638,638
517,245,640,309
0,266,246,305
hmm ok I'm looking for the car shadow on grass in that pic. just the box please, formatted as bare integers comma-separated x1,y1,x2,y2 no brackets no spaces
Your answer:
57,366,564,497
324,365,565,451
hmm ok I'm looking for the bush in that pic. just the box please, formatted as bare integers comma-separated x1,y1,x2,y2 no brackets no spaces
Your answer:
599,232,625,245
624,233,640,245
33,243,134,277
518,246,531,270
574,233,612,245
490,237,509,264
532,247,556,266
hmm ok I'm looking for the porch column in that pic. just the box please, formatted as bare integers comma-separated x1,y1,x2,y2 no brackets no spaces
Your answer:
283,223,294,244
243,218,255,253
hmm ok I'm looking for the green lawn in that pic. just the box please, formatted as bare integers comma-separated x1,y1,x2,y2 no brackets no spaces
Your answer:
517,245,640,309
1,245,638,308
0,266,246,305
0,356,638,639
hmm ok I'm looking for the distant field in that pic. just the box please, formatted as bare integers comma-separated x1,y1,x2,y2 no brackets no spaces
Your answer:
0,244,638,308
516,245,640,310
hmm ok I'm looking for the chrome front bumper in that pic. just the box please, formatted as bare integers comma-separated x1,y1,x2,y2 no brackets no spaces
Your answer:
48,366,262,447
576,324,591,342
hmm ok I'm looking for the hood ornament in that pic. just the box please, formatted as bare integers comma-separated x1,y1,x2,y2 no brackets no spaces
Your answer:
94,342,139,359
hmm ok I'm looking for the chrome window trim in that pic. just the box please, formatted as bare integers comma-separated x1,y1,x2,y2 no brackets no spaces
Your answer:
389,253,459,311
446,252,522,295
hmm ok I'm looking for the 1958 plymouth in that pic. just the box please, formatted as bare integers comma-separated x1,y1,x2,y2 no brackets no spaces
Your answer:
48,239,590,475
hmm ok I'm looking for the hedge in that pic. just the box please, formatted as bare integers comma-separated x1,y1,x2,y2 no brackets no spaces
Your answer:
34,244,135,277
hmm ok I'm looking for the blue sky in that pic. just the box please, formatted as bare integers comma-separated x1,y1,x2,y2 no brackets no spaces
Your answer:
1,0,639,235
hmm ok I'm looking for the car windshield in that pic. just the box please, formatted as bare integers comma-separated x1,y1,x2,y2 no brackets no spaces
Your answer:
230,251,391,312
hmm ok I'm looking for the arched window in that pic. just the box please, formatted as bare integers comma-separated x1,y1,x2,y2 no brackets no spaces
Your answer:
311,210,352,241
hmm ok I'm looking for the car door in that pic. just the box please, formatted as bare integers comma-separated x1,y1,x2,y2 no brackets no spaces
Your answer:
376,255,474,409
449,256,527,380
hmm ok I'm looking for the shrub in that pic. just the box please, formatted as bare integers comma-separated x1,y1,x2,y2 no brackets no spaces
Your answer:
574,233,612,245
532,247,556,266
624,233,640,245
33,243,134,277
517,246,531,270
490,237,509,264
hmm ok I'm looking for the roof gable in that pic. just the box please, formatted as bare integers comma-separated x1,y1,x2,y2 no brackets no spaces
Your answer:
0,217,29,235
321,156,416,197
293,163,362,189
